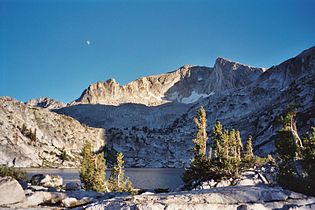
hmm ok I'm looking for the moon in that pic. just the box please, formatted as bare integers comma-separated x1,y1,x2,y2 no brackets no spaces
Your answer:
86,40,91,45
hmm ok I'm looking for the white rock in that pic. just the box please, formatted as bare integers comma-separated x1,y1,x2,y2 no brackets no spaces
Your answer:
31,174,63,187
0,176,25,206
28,185,48,191
12,191,67,207
216,180,230,187
62,197,78,207
236,178,262,186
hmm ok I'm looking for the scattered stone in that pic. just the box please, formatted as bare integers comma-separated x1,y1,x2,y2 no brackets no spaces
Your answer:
257,173,269,185
141,191,155,195
24,189,33,195
235,178,262,186
31,174,63,187
237,204,248,210
0,176,25,206
62,197,78,207
14,191,67,207
62,197,93,208
28,185,48,191
216,180,230,187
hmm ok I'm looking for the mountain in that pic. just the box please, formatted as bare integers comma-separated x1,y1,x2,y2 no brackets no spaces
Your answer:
74,60,264,106
58,46,314,167
2,46,314,168
0,97,104,167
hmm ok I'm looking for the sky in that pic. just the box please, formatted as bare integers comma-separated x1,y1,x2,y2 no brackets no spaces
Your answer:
1,0,315,103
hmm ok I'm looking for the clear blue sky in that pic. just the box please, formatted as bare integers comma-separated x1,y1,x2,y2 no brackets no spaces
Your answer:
1,0,315,103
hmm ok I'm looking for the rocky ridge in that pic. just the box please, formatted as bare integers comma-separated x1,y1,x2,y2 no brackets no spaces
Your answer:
74,59,264,106
26,97,66,110
0,97,104,167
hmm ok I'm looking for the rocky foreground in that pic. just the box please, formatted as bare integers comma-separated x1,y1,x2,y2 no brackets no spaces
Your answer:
86,186,315,210
1,168,315,209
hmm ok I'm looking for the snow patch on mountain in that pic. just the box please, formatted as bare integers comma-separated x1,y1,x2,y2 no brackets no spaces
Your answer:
181,91,215,104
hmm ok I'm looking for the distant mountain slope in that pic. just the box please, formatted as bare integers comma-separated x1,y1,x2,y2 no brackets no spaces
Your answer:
0,97,104,167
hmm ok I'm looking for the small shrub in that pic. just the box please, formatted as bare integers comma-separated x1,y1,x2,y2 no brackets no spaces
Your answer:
59,147,70,162
0,164,28,181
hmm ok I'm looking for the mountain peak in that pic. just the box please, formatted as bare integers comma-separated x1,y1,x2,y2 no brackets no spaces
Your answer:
25,97,65,110
105,78,118,84
215,57,264,71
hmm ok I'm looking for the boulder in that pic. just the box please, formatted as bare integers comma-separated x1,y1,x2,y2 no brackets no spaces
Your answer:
235,178,262,186
193,180,218,190
0,176,25,206
65,182,81,191
62,197,78,207
14,191,67,207
62,197,92,208
216,180,230,187
31,174,63,187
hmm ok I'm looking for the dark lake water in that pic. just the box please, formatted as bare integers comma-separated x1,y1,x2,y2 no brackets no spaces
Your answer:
24,168,184,190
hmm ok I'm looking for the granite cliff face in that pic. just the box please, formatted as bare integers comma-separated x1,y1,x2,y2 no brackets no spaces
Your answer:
0,97,104,167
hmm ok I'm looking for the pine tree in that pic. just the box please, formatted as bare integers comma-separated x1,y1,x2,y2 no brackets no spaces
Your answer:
80,142,107,192
213,121,223,159
229,129,236,159
80,141,95,190
183,107,212,187
245,135,254,160
192,106,208,158
222,129,229,160
93,152,106,192
236,130,243,161
108,152,132,192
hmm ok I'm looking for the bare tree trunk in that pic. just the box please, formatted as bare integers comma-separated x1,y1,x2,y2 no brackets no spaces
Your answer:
290,116,303,148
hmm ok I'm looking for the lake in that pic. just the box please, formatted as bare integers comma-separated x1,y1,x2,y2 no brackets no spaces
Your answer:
24,168,184,190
